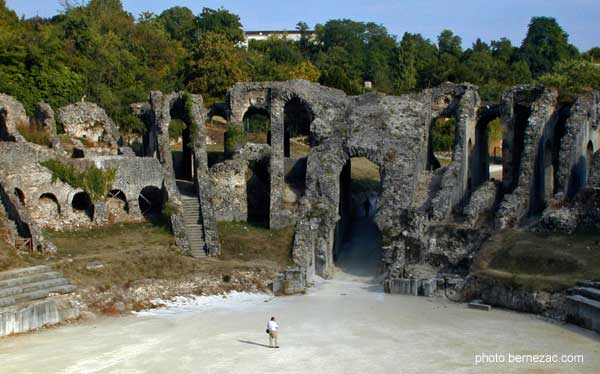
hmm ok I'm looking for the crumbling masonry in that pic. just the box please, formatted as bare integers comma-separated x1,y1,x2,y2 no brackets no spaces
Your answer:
1,80,599,291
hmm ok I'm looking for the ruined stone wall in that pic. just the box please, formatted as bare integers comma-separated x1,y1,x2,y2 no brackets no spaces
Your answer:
57,102,121,146
557,92,600,198
429,83,480,220
0,94,28,142
496,86,558,228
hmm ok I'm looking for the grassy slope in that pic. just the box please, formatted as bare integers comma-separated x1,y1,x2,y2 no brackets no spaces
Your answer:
0,222,294,290
473,229,600,291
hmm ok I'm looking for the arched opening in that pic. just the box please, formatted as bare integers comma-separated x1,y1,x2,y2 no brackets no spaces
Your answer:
14,188,25,206
246,159,270,227
333,157,382,277
169,100,194,182
243,106,271,145
206,103,227,167
283,97,313,206
430,116,456,170
284,97,313,158
72,192,94,220
107,189,129,221
473,115,503,188
32,193,61,224
138,186,164,218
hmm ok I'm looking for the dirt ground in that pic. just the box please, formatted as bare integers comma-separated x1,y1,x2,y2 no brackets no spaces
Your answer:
1,271,599,374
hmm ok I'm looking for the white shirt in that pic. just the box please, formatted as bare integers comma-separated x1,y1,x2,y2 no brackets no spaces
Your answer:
267,320,279,332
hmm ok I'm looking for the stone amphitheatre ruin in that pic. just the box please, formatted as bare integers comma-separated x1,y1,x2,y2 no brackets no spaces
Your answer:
1,80,600,333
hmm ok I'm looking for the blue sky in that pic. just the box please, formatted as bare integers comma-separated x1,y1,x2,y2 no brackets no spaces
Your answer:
5,0,600,50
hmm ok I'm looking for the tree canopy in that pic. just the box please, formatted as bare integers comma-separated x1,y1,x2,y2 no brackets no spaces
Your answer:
0,1,597,135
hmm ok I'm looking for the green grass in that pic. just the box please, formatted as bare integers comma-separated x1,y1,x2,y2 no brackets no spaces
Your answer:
351,157,381,193
473,229,600,291
1,221,294,290
217,221,295,268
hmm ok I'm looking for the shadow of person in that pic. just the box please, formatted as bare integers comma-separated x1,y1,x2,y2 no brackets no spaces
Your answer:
238,340,271,348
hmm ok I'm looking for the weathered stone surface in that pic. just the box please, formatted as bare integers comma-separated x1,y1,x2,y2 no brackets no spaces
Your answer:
57,102,121,146
464,181,498,225
33,103,56,135
0,93,28,142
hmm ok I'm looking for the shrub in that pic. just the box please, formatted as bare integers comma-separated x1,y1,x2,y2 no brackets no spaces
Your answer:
168,119,186,140
432,117,457,153
41,160,116,202
16,121,51,147
224,124,247,154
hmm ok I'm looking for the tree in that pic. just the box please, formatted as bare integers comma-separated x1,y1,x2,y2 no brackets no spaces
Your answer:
537,60,600,93
158,6,198,48
583,47,600,63
197,7,244,45
438,29,462,57
394,33,417,92
186,32,247,102
519,17,578,77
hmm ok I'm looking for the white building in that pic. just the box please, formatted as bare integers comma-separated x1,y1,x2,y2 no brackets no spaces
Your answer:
241,30,315,48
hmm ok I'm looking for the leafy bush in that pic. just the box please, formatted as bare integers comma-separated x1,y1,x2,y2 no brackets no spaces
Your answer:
432,117,457,153
41,160,116,202
161,201,178,216
168,119,186,140
224,124,247,154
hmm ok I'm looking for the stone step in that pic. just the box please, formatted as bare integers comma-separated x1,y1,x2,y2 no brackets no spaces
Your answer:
0,266,52,281
566,295,600,311
566,295,600,333
0,278,69,298
568,287,600,302
576,280,600,290
0,271,63,290
190,250,206,258
0,284,77,308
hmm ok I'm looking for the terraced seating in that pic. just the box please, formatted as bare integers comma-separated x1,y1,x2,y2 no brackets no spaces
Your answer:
0,265,76,309
566,280,600,333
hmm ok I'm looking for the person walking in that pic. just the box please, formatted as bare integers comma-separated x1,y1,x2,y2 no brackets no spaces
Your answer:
266,317,279,348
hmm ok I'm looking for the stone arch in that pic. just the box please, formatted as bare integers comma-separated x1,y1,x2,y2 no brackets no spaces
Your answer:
40,193,61,214
242,106,271,145
71,191,94,220
107,189,129,218
14,188,25,206
331,147,384,276
138,186,163,217
283,96,314,158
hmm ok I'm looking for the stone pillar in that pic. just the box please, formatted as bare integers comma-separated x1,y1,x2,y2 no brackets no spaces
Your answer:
128,198,141,216
269,95,286,229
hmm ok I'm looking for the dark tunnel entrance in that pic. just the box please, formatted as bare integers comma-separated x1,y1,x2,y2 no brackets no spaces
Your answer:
246,158,271,227
333,157,383,277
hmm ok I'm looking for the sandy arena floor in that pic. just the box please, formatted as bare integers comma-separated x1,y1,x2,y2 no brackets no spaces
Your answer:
1,217,599,373
1,271,599,374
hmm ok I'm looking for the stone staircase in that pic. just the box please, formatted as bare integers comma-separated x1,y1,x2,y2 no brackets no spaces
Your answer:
181,196,207,258
566,280,600,333
0,265,77,308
